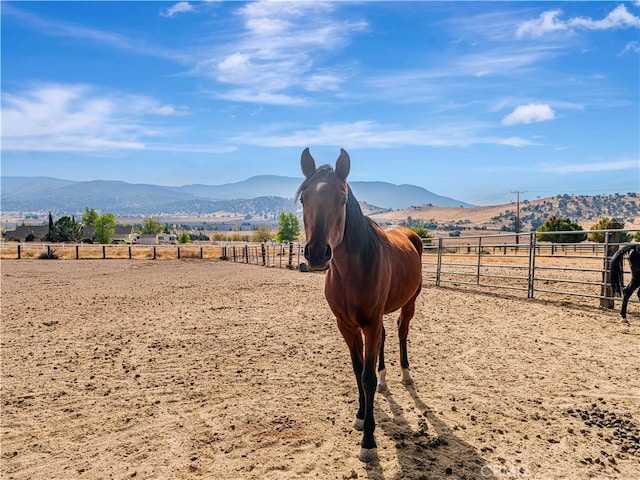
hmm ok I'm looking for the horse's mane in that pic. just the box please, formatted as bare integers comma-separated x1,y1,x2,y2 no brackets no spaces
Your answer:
296,165,382,263
343,185,383,263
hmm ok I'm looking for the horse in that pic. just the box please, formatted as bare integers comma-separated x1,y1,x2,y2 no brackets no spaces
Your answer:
296,148,424,462
610,243,640,324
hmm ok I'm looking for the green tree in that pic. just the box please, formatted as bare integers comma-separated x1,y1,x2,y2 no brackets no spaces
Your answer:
253,225,273,243
178,232,191,244
82,207,99,227
276,212,300,243
94,213,116,244
408,225,434,245
536,216,586,243
588,218,630,243
143,217,164,234
45,213,83,242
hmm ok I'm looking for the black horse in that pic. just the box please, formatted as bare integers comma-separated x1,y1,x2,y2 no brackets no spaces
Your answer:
610,243,640,324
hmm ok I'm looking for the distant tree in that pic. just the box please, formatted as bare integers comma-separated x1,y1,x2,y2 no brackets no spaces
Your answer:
588,218,630,243
178,232,191,244
536,216,586,243
276,212,300,243
45,213,83,242
82,207,99,227
94,213,116,244
448,230,461,238
408,225,434,245
143,217,164,234
253,225,273,243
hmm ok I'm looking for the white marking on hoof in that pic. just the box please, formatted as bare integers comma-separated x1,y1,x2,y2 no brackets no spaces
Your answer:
358,447,378,463
353,417,364,431
621,317,630,327
377,369,388,393
401,368,414,386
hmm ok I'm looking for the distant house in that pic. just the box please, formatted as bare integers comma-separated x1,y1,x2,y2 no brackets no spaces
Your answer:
3,224,136,243
3,225,49,242
138,233,177,245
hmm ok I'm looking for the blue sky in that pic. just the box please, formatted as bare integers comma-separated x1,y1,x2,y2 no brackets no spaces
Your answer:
2,1,639,205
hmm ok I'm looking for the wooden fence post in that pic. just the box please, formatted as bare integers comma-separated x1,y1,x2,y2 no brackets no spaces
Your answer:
102,245,106,259
76,245,79,260
17,245,21,260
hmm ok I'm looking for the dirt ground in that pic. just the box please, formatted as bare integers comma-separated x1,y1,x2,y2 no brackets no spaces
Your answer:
2,259,639,480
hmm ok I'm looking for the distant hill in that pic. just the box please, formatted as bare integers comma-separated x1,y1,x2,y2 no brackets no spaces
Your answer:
372,194,640,232
0,175,472,216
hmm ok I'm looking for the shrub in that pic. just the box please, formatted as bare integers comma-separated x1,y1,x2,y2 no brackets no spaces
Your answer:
536,216,586,243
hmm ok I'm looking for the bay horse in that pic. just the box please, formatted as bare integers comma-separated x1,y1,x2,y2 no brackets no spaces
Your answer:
610,243,640,324
296,148,423,462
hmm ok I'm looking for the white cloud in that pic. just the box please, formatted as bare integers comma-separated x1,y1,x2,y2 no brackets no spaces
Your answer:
161,2,194,18
502,103,555,126
194,1,367,103
1,84,190,152
516,5,640,38
542,159,639,174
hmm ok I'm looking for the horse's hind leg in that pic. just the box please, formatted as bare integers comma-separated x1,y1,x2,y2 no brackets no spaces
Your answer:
377,326,388,392
621,277,640,323
398,299,417,386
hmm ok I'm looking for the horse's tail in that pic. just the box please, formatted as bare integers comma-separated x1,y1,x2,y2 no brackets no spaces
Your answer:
610,244,636,297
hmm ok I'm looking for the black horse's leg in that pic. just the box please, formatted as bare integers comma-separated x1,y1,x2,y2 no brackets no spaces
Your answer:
358,322,383,462
377,326,388,392
621,276,640,322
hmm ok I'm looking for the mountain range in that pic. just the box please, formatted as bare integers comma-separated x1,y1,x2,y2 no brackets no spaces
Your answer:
1,175,473,216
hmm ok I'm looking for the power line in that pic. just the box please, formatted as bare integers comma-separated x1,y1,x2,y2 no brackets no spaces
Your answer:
511,190,527,244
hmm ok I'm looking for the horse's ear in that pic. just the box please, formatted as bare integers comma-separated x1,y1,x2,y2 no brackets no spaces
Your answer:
301,148,316,178
335,148,350,181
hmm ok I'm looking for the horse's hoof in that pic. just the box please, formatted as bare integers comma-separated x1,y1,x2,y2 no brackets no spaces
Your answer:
621,318,630,327
353,417,364,431
358,447,378,463
376,382,388,393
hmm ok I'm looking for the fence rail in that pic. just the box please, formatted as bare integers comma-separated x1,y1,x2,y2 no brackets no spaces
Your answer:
2,229,638,311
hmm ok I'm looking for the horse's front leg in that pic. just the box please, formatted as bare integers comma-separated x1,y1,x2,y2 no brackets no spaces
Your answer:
337,322,366,430
358,323,383,462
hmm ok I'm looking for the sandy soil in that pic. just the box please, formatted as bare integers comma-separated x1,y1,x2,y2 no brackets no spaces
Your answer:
2,259,639,480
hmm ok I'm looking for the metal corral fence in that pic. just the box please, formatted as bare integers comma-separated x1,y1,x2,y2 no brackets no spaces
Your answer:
423,229,638,310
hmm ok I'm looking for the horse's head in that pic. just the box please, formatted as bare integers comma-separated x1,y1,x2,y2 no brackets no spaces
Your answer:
297,148,351,271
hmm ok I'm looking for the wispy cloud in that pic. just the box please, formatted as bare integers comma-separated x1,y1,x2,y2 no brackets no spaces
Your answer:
502,104,555,126
1,83,202,153
231,120,533,149
3,3,193,63
619,41,640,56
193,1,367,104
542,159,639,174
516,5,640,38
160,2,194,18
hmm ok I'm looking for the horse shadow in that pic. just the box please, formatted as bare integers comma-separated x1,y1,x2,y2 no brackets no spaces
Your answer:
364,386,488,480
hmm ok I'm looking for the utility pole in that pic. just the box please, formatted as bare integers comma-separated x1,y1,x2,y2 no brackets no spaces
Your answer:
511,190,526,244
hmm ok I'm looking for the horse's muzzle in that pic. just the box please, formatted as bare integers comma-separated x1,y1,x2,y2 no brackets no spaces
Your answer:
304,243,332,271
